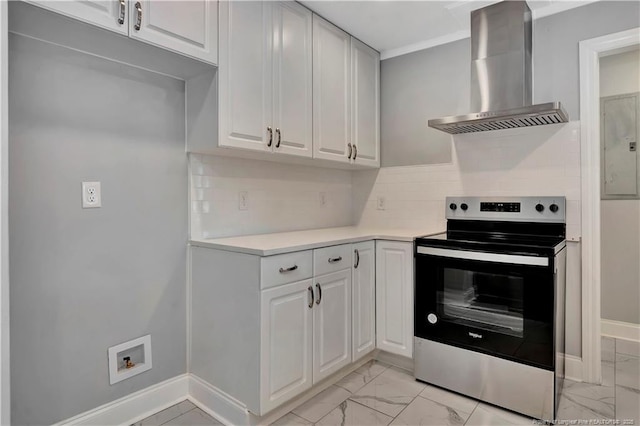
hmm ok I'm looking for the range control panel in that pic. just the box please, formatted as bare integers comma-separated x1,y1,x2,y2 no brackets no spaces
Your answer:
446,196,566,223
480,202,521,213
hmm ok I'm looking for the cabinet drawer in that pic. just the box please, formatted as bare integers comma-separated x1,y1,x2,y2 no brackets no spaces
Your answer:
313,244,352,276
261,251,313,289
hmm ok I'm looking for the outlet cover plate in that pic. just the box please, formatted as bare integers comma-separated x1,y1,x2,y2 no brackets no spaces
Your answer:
82,181,102,208
108,335,152,385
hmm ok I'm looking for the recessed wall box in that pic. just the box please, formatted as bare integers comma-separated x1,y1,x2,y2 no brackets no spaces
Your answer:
107,335,152,385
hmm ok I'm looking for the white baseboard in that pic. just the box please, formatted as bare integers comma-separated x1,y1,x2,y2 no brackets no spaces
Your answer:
188,374,250,426
601,319,640,342
53,374,190,426
564,354,583,382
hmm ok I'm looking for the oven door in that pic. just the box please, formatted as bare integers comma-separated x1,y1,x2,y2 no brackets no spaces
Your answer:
415,246,555,370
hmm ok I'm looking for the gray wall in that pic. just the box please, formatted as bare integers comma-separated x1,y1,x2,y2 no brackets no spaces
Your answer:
381,1,640,167
380,39,468,166
9,34,187,425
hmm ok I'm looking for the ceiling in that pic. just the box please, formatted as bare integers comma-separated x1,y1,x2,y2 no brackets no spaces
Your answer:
300,0,598,59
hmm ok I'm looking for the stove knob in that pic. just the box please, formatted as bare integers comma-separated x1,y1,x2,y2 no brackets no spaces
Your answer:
535,203,544,212
549,204,559,213
427,313,438,324
460,203,468,211
449,203,457,211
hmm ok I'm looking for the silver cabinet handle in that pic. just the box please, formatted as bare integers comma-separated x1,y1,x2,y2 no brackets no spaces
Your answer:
347,143,352,159
275,128,281,148
315,283,322,305
278,265,298,273
134,1,142,31
308,286,314,308
267,126,273,147
354,249,360,268
328,256,342,264
353,144,357,160
118,0,126,24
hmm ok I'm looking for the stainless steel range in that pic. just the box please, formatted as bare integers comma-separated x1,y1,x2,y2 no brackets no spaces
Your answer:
413,196,567,420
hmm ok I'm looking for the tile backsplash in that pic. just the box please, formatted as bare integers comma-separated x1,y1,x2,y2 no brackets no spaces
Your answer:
353,121,582,240
190,155,353,239
192,122,581,240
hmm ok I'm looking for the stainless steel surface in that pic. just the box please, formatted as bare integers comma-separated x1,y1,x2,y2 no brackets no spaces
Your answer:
414,337,555,420
134,1,142,31
428,102,569,134
308,286,314,309
470,1,531,112
118,0,125,25
347,143,352,159
445,196,566,223
428,1,568,134
416,246,549,266
328,256,343,264
353,144,358,160
354,249,360,268
275,128,281,148
278,265,298,273
315,283,322,305
554,247,567,415
267,126,273,147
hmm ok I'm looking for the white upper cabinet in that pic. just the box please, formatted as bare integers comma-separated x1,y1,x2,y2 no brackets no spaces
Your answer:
312,16,352,164
219,1,312,157
129,0,218,65
26,0,217,65
271,2,313,157
218,1,270,152
351,38,380,167
313,16,380,167
27,0,128,35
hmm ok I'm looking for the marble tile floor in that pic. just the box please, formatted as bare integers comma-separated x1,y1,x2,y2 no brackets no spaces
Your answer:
134,337,639,425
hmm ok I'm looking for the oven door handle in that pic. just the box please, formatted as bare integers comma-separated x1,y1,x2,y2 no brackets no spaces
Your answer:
416,246,549,266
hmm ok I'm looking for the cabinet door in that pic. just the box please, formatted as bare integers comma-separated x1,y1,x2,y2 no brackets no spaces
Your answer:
376,241,414,358
352,241,375,361
313,269,352,383
261,279,313,414
312,16,351,163
271,2,312,158
28,0,128,35
129,0,218,65
351,38,380,168
218,1,272,152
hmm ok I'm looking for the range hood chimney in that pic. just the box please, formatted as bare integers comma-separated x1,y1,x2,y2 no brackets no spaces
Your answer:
428,1,568,134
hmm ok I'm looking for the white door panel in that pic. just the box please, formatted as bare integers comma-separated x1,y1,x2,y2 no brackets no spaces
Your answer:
28,0,128,35
351,38,380,167
352,241,376,361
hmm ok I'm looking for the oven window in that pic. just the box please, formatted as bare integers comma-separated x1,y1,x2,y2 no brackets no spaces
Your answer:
438,268,524,338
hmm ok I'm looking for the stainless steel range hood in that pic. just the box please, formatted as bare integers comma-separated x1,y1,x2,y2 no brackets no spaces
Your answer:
428,1,568,135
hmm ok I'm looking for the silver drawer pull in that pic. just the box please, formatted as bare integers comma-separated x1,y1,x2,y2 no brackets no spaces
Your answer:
117,0,126,24
134,1,142,31
315,283,322,305
279,265,298,273
328,256,342,264
308,286,314,309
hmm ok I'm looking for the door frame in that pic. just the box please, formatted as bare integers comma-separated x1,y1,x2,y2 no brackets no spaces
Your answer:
0,0,9,422
579,27,640,384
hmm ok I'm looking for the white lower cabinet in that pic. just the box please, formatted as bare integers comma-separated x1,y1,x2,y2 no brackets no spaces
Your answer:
313,269,352,382
191,238,412,417
376,240,414,358
261,279,313,413
352,241,376,361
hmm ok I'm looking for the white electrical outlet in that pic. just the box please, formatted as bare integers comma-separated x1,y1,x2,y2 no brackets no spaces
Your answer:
82,182,102,208
319,192,327,206
238,191,248,211
377,196,386,210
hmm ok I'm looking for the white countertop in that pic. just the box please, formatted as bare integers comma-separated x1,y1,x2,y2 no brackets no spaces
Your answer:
190,226,443,256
